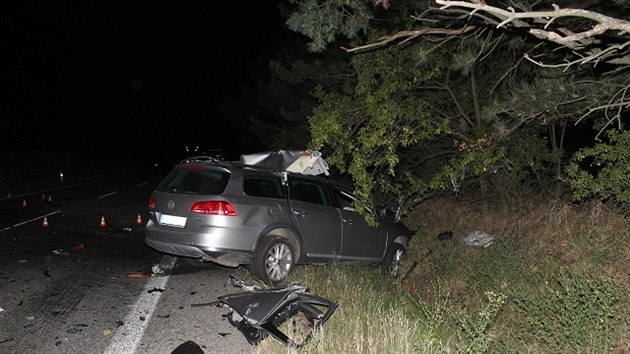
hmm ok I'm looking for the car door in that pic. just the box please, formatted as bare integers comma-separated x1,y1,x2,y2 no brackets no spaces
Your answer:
333,186,387,261
288,176,342,261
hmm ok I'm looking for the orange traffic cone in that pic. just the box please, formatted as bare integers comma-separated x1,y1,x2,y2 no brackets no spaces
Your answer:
22,200,27,207
136,213,143,225
99,216,107,227
47,195,52,203
42,217,49,227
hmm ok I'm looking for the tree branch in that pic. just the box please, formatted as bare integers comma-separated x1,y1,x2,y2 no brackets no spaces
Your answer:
341,25,477,53
434,0,630,67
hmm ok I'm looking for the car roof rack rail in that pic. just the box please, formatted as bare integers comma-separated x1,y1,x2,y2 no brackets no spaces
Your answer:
181,155,222,164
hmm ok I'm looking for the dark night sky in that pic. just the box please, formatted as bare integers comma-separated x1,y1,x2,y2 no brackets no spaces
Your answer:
2,1,285,161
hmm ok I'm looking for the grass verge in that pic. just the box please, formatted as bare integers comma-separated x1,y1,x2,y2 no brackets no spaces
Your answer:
251,197,629,353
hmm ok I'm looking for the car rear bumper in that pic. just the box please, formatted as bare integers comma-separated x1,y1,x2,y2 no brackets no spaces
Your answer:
145,237,253,267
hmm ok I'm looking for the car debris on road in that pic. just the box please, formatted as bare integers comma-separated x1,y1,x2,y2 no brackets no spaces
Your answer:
192,276,338,349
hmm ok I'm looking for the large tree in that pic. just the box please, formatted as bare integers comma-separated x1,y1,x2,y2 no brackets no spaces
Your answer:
282,0,629,212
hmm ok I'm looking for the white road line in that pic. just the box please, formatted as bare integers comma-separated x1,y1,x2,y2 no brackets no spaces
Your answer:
0,210,62,232
98,191,119,199
0,174,139,201
104,256,177,354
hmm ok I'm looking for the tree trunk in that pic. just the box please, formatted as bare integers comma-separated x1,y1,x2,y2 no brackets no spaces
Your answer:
549,121,567,198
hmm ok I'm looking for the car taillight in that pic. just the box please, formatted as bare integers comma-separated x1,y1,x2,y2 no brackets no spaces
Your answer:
148,197,156,209
190,200,237,216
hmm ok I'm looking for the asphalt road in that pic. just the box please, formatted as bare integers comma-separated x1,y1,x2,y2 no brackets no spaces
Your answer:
0,172,256,354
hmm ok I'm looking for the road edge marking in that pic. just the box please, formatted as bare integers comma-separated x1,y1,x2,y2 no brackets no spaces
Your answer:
103,255,177,354
0,210,62,233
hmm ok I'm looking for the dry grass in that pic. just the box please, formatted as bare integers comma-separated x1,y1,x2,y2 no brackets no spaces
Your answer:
254,264,423,354
405,197,628,288
405,197,629,353
253,197,629,353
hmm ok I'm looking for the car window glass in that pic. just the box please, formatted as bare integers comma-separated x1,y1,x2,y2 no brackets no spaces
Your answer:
243,176,284,199
332,186,372,213
333,188,354,209
157,168,229,194
289,178,330,206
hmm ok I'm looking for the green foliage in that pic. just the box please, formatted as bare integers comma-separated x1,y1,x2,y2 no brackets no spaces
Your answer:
281,0,630,212
611,0,630,9
301,15,574,208
514,271,619,353
465,235,530,290
410,279,451,352
309,44,451,215
566,129,630,214
429,135,507,192
454,291,508,354
285,0,372,53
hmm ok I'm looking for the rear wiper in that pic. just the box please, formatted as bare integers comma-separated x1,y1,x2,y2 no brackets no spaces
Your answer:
159,187,197,195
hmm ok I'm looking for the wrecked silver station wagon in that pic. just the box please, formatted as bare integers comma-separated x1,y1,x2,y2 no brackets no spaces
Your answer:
145,150,412,284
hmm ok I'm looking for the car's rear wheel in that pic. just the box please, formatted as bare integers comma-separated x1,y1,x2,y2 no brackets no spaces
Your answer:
251,235,295,286
383,243,406,278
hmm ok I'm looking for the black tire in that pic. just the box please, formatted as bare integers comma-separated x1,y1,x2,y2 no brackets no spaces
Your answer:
251,235,296,286
383,243,406,278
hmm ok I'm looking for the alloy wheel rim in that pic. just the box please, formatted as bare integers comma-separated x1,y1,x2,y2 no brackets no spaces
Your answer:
265,243,293,281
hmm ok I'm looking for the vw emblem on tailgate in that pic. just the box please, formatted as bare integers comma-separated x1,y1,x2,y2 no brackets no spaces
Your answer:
167,200,175,209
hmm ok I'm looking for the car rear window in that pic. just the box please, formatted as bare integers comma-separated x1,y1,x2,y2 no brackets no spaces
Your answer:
243,176,285,199
156,167,230,195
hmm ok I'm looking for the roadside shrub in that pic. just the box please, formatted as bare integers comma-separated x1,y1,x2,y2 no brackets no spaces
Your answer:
453,290,508,354
513,271,618,353
412,278,451,353
566,129,630,215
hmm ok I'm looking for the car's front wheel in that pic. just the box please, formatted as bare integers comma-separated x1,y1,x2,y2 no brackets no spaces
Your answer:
251,235,295,286
383,243,406,278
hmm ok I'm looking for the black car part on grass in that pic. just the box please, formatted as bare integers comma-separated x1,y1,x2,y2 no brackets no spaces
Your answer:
195,276,338,348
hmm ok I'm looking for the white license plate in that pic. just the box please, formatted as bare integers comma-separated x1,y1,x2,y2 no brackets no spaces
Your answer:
159,214,187,228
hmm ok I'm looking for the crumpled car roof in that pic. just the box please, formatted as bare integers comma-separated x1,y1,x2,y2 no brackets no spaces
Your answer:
239,150,329,176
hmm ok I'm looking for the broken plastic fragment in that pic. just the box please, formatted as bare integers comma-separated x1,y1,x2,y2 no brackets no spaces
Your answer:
227,275,262,291
151,264,164,275
207,277,338,348
463,230,494,247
